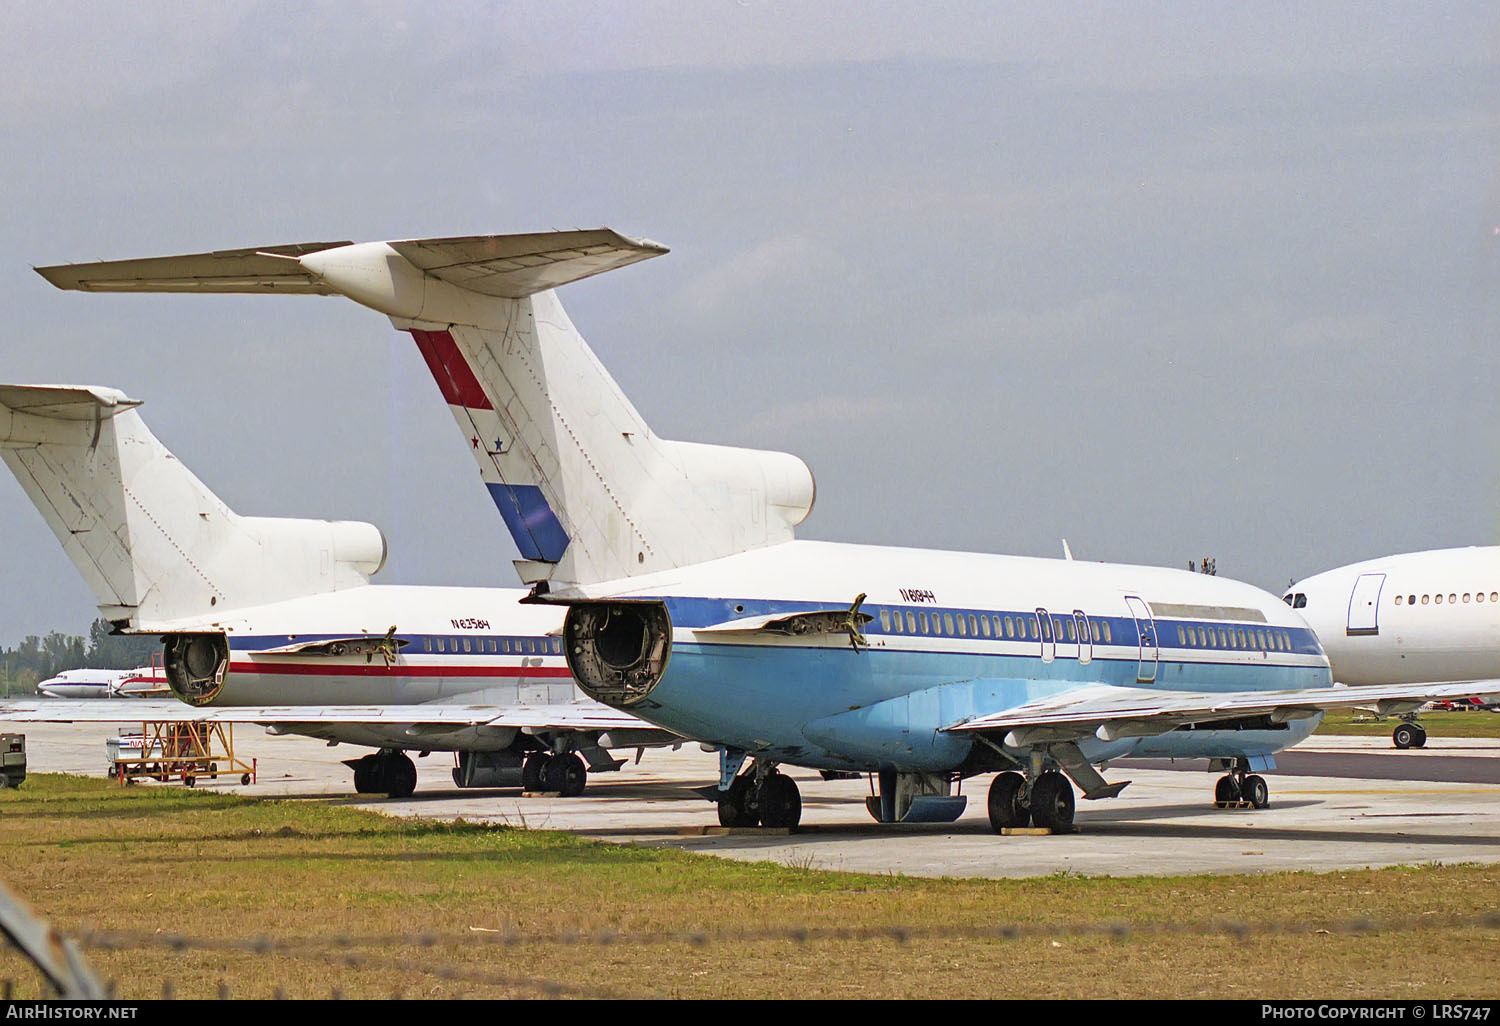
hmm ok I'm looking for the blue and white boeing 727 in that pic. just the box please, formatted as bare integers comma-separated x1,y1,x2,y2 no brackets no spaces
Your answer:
36,230,1496,833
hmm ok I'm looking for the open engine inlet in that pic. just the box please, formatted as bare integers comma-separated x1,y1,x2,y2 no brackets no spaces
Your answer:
563,602,671,707
163,633,230,706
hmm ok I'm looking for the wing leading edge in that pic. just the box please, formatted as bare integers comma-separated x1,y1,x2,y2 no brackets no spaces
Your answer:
946,679,1500,747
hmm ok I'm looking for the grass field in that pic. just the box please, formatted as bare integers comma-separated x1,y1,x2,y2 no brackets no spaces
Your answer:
3,774,1499,999
1316,709,1500,738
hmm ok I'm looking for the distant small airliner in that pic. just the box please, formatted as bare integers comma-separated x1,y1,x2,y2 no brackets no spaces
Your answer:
1286,546,1500,747
35,665,165,699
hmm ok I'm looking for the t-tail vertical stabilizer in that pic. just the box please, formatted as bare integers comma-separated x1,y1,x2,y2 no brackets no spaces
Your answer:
0,385,386,629
38,231,815,590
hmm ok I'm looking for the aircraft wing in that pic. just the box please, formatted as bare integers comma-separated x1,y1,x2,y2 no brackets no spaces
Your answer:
946,680,1500,745
0,699,662,734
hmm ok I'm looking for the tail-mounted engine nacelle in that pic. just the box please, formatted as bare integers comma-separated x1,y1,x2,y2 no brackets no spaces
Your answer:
163,632,230,706
563,601,672,707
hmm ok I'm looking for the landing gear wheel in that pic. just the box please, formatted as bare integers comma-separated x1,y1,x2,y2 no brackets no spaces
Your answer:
986,772,1030,832
1029,771,1075,833
1214,774,1242,803
545,754,587,797
384,753,418,798
1242,774,1269,809
1393,723,1418,749
717,775,757,827
1411,724,1428,748
352,756,378,794
521,753,547,792
756,772,802,829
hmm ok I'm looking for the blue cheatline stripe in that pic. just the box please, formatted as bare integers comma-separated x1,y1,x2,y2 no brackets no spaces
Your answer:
658,596,1324,657
485,482,570,562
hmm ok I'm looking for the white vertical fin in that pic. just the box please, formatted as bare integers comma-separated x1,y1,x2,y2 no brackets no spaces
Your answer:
36,230,817,590
0,385,385,628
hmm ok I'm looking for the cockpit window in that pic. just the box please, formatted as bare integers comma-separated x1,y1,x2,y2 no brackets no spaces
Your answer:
1291,593,1307,609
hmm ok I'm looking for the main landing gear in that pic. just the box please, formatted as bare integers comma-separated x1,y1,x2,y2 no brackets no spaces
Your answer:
347,750,418,798
521,751,589,797
713,760,803,829
1392,720,1427,750
986,769,1076,833
1213,758,1269,809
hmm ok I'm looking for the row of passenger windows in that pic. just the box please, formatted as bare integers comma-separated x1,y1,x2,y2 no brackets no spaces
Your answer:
420,636,561,655
876,608,1115,644
1175,624,1294,652
1395,591,1498,606
874,607,1296,653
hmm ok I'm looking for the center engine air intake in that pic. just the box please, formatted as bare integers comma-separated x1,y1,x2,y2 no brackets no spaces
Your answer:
163,632,229,706
563,602,672,707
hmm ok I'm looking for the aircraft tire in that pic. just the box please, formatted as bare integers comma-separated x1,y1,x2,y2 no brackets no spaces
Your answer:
521,753,547,792
1214,775,1241,803
1030,771,1075,833
556,754,588,797
352,756,377,794
1411,725,1428,748
756,772,801,829
385,753,418,798
986,772,1029,831
717,776,756,828
1393,724,1416,749
1243,774,1269,809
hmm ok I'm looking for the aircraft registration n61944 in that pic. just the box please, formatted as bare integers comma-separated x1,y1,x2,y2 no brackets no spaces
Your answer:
0,384,675,797
36,231,1499,833
1285,546,1500,748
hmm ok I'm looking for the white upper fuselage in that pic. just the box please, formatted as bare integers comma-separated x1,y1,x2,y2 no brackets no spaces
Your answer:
571,540,1329,772
172,583,571,708
1287,546,1500,686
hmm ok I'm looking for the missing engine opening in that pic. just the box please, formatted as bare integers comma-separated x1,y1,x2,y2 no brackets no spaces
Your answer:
164,632,229,706
564,602,671,707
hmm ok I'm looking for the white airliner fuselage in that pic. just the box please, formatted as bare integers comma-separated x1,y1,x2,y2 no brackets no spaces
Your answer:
35,665,164,699
1286,546,1500,687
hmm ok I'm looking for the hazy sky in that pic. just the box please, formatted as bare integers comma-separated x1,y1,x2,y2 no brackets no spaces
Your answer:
1,2,1497,643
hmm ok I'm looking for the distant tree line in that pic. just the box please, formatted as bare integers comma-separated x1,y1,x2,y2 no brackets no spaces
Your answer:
0,620,162,697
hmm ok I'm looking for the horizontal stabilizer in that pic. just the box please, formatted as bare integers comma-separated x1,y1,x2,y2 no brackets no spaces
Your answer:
35,230,666,300
0,385,139,422
35,242,352,294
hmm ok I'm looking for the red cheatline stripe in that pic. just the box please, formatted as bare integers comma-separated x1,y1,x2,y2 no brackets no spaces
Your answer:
409,328,493,410
230,662,572,678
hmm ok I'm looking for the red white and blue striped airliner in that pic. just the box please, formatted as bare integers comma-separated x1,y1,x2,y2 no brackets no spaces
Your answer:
0,384,674,797
27,230,1496,835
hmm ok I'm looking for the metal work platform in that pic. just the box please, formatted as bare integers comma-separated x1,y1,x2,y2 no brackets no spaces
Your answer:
106,722,255,787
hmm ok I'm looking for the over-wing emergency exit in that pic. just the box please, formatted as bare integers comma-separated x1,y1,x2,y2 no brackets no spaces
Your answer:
37,231,1497,834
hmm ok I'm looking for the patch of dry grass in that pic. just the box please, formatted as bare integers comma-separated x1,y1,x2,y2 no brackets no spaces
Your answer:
2,774,1498,999
1317,709,1500,738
